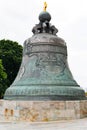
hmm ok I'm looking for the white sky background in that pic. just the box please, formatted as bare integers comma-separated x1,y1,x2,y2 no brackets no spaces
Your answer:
0,0,87,91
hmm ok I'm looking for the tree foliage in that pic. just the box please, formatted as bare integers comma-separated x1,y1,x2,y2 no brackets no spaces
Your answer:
0,59,7,98
0,39,23,97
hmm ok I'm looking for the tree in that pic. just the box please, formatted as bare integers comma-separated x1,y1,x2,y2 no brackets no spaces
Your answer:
0,39,23,88
0,59,7,98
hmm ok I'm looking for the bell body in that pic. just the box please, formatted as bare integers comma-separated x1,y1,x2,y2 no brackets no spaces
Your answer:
4,33,85,100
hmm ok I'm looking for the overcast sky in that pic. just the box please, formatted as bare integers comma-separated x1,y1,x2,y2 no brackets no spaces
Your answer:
0,0,87,91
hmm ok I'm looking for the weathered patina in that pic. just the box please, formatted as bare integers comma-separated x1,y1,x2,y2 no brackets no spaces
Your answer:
4,5,86,100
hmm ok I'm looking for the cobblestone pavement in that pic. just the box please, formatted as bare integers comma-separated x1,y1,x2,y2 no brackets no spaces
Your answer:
0,118,87,130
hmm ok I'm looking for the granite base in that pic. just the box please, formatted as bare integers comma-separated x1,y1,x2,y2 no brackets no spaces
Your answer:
0,100,87,122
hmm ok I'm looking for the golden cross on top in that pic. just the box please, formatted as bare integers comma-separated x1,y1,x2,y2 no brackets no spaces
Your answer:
43,2,47,11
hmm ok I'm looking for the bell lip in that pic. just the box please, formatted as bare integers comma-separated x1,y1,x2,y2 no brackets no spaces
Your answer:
4,85,86,101
4,95,87,101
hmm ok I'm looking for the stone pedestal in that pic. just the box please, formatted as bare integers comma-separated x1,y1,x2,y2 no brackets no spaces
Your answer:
0,100,87,122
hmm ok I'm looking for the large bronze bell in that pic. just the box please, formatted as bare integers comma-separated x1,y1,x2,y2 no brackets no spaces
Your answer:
4,10,86,100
